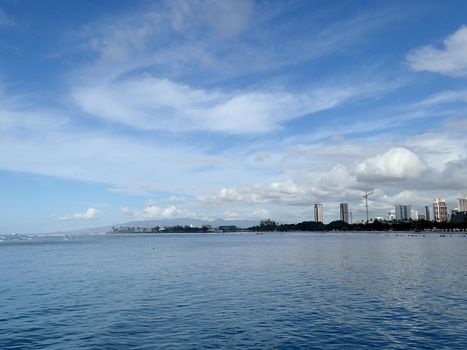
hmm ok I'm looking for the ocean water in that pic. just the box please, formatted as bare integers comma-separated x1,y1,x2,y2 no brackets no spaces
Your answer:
1,232,466,349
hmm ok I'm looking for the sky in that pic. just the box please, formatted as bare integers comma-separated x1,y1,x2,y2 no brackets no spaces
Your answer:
1,0,467,233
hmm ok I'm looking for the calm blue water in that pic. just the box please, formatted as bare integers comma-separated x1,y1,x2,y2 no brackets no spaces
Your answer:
1,232,466,349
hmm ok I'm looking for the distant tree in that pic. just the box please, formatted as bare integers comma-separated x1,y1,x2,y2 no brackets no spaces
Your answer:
258,219,277,231
326,220,351,231
219,225,239,232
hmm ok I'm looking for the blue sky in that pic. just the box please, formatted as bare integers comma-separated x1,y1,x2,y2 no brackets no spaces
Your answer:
1,0,467,233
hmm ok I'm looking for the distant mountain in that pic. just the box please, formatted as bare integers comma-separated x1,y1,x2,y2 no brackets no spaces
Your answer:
43,225,113,236
115,218,259,229
45,218,260,235
211,218,260,228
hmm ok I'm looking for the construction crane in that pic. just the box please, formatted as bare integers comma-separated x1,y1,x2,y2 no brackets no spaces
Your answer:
363,191,374,223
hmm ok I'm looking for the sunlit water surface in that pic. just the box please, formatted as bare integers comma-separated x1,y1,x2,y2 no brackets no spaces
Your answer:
1,232,466,349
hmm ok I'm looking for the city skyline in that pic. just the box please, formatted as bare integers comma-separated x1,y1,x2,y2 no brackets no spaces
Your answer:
1,1,467,233
311,194,466,224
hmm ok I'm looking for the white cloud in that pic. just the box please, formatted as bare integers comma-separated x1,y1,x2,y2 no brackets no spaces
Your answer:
3,2,467,231
2,87,465,220
407,26,467,77
219,207,271,220
406,132,467,171
120,206,133,215
0,99,251,195
199,179,313,206
72,75,359,134
317,164,360,191
166,195,187,204
121,201,189,220
356,147,426,181
208,188,246,203
195,138,465,221
58,208,99,221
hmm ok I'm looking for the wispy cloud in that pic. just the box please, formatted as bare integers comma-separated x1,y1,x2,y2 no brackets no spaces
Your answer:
416,89,467,106
0,6,14,28
66,1,406,136
72,0,405,84
72,75,365,134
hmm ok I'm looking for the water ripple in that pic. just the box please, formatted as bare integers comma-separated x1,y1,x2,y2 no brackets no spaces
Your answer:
1,233,466,349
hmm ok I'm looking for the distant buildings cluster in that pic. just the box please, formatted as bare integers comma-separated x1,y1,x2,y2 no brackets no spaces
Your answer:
313,194,467,224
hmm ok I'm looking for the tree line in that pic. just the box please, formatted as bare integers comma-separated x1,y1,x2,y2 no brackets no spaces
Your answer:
248,219,467,232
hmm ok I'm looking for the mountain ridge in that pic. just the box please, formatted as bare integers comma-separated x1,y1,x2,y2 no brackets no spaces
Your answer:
44,218,261,235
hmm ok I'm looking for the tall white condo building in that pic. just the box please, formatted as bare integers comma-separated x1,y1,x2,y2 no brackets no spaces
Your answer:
433,198,448,222
314,204,324,223
459,195,467,212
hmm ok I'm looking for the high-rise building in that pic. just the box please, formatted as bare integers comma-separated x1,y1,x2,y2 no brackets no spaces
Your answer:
433,198,448,222
339,203,349,223
314,204,323,223
459,195,467,212
395,204,411,221
410,209,419,221
425,205,433,221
